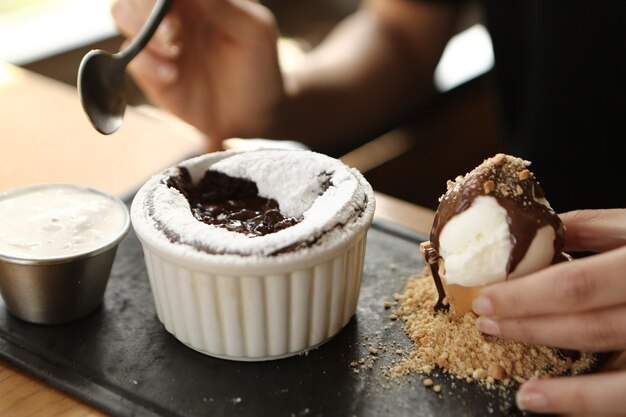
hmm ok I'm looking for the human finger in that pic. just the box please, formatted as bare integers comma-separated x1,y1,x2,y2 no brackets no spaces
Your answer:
476,304,626,351
515,371,626,414
111,0,180,58
561,209,626,253
125,42,179,87
472,246,626,318
130,0,155,19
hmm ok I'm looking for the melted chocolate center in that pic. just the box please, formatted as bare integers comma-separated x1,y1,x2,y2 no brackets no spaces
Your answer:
162,167,301,237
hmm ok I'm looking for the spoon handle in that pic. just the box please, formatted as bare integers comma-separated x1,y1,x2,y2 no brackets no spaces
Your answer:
117,0,173,64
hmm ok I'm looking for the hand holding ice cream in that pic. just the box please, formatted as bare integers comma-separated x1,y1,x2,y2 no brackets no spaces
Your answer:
475,209,626,415
422,154,626,414
422,153,567,315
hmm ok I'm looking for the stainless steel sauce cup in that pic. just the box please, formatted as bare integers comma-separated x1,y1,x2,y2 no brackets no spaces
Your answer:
0,184,130,324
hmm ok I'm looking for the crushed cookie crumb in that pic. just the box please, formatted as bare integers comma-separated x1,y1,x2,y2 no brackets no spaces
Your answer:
383,268,595,386
487,364,506,380
496,183,509,196
472,368,488,380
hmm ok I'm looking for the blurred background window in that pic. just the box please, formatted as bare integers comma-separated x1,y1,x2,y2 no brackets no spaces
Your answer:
0,0,116,65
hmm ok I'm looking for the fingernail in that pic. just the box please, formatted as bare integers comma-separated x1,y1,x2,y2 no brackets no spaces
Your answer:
516,391,548,411
472,296,494,315
157,63,177,83
476,316,500,335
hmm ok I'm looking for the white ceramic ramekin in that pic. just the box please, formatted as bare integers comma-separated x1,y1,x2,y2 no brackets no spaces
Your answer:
131,151,375,361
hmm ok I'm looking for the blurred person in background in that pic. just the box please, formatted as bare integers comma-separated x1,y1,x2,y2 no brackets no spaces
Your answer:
111,0,626,414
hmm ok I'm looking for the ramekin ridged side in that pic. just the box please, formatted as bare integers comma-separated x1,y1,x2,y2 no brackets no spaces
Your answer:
138,231,368,360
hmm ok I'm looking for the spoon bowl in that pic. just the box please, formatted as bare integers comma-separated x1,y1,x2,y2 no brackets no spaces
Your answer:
78,50,127,135
78,0,172,135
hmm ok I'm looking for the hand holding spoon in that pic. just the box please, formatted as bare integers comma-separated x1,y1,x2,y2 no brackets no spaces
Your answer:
78,0,173,135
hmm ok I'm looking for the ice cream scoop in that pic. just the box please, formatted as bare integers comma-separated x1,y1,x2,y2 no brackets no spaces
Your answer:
421,154,566,315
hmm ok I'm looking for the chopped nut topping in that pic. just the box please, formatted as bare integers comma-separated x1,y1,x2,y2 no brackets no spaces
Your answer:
483,180,495,194
493,154,506,166
446,179,454,189
369,347,379,355
433,385,442,393
516,185,523,196
419,241,433,254
518,169,530,180
423,378,434,387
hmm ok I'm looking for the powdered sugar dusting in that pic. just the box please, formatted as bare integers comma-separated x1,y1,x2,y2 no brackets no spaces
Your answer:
133,150,374,257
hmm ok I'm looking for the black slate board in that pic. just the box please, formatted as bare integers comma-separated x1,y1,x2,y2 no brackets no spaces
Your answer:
0,204,541,417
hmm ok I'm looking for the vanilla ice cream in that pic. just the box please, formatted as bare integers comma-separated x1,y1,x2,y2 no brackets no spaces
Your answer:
422,154,565,315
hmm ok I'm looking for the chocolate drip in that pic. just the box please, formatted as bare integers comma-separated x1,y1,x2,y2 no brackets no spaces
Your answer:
557,349,581,362
423,245,450,313
162,167,301,237
430,155,565,280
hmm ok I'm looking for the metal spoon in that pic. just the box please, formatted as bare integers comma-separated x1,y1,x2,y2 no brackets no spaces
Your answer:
78,0,173,135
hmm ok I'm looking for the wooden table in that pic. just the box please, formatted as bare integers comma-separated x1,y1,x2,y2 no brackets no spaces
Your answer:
0,62,435,416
